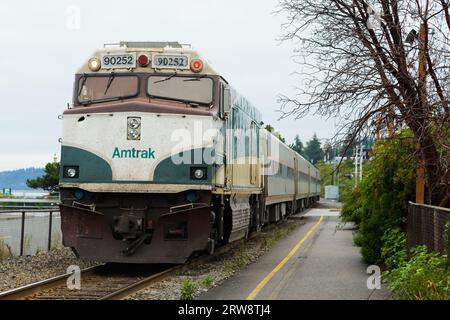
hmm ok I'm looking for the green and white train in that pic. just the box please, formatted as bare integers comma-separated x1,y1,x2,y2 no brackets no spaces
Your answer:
59,42,320,263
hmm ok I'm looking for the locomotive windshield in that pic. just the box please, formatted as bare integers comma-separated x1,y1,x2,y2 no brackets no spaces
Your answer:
77,75,139,105
147,75,213,105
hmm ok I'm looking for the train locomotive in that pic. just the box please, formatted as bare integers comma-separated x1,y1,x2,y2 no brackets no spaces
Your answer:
59,42,320,263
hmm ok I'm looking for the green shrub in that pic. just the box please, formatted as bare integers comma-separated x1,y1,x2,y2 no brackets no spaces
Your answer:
180,279,197,300
341,187,363,225
341,130,416,264
381,228,407,269
384,246,450,300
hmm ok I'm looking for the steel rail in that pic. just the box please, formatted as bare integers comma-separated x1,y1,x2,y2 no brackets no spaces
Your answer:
0,265,101,300
99,265,182,300
0,264,182,300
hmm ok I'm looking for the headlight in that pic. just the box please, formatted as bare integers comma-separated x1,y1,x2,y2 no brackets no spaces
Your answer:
88,57,101,72
127,117,141,140
67,168,77,177
63,166,79,179
128,129,140,140
128,118,140,129
191,167,207,180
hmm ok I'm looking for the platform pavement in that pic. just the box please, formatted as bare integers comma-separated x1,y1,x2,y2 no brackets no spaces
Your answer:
198,207,391,300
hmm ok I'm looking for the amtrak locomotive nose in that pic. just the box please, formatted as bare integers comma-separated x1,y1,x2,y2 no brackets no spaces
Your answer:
58,42,320,263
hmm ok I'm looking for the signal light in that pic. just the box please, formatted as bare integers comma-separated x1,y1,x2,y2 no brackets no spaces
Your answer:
190,59,203,73
138,54,150,67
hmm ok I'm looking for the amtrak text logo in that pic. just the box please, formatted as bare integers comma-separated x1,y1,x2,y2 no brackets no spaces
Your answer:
112,147,156,159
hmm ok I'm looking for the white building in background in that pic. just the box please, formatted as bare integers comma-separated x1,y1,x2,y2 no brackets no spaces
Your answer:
324,185,339,200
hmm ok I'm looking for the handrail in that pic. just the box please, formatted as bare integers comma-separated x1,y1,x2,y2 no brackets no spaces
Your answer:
0,208,60,214
408,201,450,213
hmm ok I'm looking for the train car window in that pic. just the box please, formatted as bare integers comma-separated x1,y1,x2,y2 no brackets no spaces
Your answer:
147,76,213,105
77,75,138,105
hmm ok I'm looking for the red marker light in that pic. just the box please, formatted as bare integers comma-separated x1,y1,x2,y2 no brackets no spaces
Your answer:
190,59,203,73
138,54,149,67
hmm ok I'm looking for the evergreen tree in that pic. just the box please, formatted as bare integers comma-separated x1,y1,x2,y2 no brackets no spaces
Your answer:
289,135,304,156
26,162,60,192
304,134,324,164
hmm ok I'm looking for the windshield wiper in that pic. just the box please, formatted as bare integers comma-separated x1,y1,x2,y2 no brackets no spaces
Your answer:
80,96,123,106
183,75,208,82
154,73,177,84
104,72,116,95
78,73,88,96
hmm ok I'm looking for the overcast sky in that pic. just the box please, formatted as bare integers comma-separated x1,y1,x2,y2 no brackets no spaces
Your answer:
0,0,336,171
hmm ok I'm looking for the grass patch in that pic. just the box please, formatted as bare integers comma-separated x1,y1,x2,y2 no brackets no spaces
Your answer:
0,239,13,260
180,278,197,300
221,246,252,277
260,222,297,249
200,276,214,288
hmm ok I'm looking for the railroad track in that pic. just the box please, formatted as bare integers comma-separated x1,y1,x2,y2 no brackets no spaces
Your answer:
0,264,181,300
0,245,235,300
0,219,299,300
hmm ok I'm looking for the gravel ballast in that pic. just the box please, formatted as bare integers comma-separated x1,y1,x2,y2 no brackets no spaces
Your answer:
0,247,98,292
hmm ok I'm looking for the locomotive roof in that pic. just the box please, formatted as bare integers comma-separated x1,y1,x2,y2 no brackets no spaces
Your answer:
76,41,220,75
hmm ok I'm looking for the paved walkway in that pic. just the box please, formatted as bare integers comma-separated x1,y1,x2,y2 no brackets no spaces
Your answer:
199,207,390,300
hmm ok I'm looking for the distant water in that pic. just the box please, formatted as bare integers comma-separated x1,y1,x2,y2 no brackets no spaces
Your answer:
11,190,49,198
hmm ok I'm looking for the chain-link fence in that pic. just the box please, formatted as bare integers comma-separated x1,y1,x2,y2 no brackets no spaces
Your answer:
407,202,450,254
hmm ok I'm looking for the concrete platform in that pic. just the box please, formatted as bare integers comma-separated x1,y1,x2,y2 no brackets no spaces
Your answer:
199,208,390,300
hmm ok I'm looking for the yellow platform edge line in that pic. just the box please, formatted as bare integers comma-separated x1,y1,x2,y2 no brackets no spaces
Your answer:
246,215,324,300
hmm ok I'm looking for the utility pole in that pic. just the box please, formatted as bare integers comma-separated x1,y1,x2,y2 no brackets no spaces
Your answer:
354,145,358,188
332,145,337,185
359,143,363,181
416,23,426,204
335,146,339,187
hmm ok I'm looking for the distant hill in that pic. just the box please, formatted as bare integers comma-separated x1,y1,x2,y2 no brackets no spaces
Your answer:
0,168,44,191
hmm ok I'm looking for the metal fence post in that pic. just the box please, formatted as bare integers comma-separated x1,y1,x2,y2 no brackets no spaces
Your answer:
20,211,25,256
47,211,53,251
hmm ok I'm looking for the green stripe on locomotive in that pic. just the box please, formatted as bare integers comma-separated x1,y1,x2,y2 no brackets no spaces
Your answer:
60,146,213,185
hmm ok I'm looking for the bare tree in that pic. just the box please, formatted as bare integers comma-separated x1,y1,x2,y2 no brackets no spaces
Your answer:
277,0,450,206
